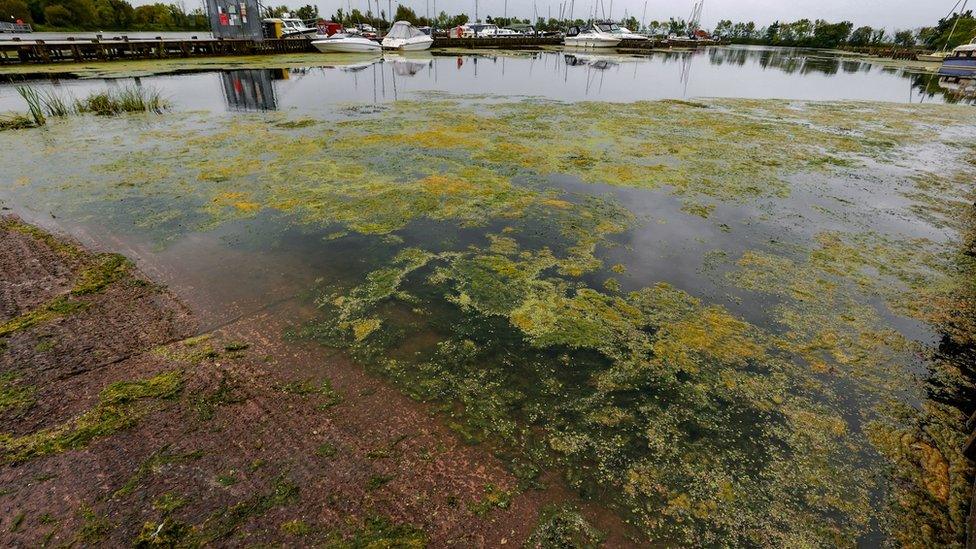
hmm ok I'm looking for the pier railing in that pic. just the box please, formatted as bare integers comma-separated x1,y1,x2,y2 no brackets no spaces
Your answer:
0,22,32,33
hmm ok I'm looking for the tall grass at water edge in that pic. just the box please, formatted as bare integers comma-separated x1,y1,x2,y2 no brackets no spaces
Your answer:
9,85,167,127
15,86,46,126
75,86,166,116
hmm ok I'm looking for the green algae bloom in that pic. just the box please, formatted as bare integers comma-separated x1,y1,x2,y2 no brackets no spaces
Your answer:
0,370,183,464
2,94,976,545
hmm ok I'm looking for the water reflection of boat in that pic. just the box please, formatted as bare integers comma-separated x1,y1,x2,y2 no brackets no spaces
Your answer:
564,53,620,70
312,33,381,53
564,23,622,48
385,54,433,76
937,75,976,98
340,59,382,72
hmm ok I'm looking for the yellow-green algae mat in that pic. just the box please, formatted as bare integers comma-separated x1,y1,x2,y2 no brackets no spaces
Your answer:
2,97,976,546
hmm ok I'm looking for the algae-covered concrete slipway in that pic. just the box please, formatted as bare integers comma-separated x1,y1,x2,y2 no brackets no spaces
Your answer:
1,46,975,546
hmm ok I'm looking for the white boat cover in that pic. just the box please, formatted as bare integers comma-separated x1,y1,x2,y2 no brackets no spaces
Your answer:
386,21,426,39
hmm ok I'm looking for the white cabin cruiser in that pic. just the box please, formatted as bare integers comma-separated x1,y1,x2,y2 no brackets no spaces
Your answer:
382,21,434,50
614,26,648,40
564,23,622,48
312,33,381,53
264,17,318,38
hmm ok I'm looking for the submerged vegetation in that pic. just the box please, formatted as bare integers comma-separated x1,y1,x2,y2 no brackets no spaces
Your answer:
0,370,183,464
2,95,976,544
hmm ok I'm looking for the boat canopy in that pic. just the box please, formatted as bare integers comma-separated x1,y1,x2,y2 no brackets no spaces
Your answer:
386,21,426,39
953,42,976,53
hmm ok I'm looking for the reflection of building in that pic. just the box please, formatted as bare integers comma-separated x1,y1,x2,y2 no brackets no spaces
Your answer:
220,69,287,111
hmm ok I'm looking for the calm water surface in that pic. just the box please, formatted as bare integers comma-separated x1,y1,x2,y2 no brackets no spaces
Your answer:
0,43,973,545
0,45,971,112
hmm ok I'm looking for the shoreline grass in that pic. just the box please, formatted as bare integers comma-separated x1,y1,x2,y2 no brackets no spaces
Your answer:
8,85,168,129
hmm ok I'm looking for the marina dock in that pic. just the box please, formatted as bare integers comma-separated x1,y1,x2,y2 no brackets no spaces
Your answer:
0,36,311,64
0,35,712,65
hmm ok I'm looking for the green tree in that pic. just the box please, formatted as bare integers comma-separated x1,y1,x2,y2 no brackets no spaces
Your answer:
713,18,731,38
295,4,316,20
264,4,288,18
132,3,174,27
848,25,873,46
393,4,418,24
894,29,916,47
0,0,32,22
92,0,133,28
870,28,886,45
920,10,975,49
43,0,96,27
42,3,71,25
810,20,852,48
667,17,685,35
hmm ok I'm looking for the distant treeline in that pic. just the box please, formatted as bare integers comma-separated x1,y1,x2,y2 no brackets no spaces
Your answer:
714,11,976,50
3,0,973,46
0,0,207,30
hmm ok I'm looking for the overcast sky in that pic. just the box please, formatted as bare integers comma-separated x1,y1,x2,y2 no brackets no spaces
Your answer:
297,0,948,30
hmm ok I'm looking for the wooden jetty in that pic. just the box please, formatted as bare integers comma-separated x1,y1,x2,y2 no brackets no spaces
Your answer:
838,45,921,60
0,35,715,66
0,37,313,65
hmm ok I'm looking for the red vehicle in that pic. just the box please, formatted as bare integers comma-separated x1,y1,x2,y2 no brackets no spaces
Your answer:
316,20,344,36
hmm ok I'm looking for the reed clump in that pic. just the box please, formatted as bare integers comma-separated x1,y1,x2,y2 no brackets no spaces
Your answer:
75,86,167,116
12,85,167,126
15,85,45,126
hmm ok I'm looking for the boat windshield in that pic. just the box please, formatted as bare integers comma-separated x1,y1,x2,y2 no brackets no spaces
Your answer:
596,23,619,32
387,21,426,39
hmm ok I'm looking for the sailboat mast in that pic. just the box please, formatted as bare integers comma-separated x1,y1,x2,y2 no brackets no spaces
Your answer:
943,0,969,52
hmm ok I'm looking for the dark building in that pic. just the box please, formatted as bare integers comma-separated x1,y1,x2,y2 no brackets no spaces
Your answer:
205,0,264,40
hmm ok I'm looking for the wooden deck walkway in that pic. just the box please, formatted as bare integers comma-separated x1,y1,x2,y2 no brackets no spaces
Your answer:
0,37,314,65
0,35,716,65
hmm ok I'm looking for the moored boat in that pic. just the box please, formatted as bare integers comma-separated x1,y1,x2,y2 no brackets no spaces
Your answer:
263,17,319,38
940,38,976,76
312,33,381,53
564,23,623,48
917,51,950,63
381,21,434,51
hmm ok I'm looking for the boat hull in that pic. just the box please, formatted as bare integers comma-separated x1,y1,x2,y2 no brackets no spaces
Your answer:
282,29,319,39
381,38,433,51
940,57,976,75
564,37,621,48
312,39,381,53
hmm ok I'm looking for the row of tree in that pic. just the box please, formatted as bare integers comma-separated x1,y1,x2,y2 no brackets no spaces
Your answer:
713,11,975,50
0,0,207,30
3,0,973,47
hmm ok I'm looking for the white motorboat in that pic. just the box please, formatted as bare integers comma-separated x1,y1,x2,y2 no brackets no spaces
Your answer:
264,17,319,38
940,38,976,75
614,26,649,40
382,21,434,51
312,33,381,53
918,51,951,63
564,23,622,48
